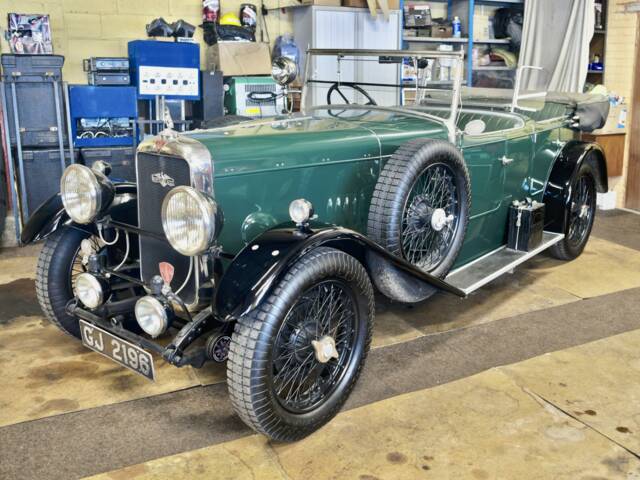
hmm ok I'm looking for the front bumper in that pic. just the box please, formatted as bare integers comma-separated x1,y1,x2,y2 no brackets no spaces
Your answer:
67,299,216,368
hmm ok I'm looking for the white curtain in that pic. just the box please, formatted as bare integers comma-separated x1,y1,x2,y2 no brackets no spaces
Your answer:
519,0,595,92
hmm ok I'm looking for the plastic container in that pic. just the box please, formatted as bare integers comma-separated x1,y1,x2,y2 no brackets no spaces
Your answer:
2,81,68,147
272,34,300,72
240,3,257,29
452,16,461,38
1,54,64,81
21,148,78,216
202,0,220,22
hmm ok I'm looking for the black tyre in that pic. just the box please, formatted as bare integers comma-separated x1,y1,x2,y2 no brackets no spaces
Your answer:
227,247,374,441
35,227,93,338
549,162,597,260
200,115,251,129
367,139,470,302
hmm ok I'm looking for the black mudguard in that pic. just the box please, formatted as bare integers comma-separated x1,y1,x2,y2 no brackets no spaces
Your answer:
20,183,137,244
213,223,466,322
543,140,607,234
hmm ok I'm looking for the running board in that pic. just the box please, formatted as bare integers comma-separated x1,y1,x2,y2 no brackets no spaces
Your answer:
445,231,564,295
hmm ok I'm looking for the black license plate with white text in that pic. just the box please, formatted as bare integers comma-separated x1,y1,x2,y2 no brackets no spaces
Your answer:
80,320,156,381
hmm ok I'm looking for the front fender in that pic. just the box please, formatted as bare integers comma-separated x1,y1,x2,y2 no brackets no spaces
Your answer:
20,182,137,244
213,223,466,321
543,140,607,234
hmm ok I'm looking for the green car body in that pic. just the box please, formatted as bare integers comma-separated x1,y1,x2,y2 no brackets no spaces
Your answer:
22,48,611,442
191,105,574,268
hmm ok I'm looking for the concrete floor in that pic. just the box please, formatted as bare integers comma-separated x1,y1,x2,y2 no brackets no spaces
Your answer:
0,210,639,479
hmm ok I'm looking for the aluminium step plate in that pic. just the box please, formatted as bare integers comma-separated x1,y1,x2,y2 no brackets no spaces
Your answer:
445,231,565,295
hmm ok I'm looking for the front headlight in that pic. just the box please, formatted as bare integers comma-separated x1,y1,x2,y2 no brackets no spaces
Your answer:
60,164,112,224
135,296,170,338
74,273,105,309
271,56,298,86
161,186,222,256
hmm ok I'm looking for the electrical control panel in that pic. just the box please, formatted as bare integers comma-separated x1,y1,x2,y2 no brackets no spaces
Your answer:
138,66,199,97
69,85,138,147
128,40,200,100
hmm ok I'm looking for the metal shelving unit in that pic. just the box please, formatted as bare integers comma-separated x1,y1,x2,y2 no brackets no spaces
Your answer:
403,0,523,85
587,1,607,87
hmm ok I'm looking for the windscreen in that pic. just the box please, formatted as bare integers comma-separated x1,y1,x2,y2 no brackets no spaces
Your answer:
302,50,464,111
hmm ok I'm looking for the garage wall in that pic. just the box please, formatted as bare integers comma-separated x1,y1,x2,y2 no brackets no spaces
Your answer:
604,0,638,206
0,0,293,84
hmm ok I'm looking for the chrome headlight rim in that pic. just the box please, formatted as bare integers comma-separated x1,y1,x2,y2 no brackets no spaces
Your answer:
289,198,314,225
60,164,102,224
60,164,114,225
271,56,298,86
134,296,170,338
161,186,221,257
74,272,105,309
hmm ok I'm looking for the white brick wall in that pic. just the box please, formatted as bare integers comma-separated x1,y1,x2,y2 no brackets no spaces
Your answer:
604,0,638,206
0,0,294,83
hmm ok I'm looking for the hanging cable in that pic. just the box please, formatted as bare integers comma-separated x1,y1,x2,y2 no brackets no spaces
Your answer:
174,257,193,296
98,225,120,245
113,231,130,271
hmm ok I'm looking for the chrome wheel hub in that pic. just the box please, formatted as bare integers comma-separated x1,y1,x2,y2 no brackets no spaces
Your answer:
311,335,339,364
430,208,454,232
579,204,589,218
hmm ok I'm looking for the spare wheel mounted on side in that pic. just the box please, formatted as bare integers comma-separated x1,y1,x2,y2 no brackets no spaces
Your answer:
367,139,471,303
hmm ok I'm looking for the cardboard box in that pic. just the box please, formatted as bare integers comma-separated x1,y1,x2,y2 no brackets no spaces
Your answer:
302,0,342,5
591,104,627,135
342,0,367,7
206,42,272,76
341,0,400,10
431,25,454,38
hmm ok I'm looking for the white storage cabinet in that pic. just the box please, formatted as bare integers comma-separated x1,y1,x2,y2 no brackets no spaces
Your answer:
293,6,402,108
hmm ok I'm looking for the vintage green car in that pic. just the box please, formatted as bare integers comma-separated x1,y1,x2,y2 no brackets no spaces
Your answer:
23,49,609,441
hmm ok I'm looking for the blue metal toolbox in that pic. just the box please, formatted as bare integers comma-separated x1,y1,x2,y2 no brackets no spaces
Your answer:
68,85,138,148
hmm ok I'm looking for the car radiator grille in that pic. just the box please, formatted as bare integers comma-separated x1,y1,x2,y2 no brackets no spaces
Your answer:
136,152,196,303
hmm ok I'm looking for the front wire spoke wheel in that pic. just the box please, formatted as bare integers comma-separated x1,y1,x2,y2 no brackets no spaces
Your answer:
272,280,357,414
69,235,103,291
227,247,374,441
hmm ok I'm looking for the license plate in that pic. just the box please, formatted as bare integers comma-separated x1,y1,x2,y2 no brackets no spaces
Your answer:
80,320,155,381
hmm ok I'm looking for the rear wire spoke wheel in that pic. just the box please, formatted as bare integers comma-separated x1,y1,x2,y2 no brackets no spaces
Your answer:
549,161,597,261
227,247,374,441
567,174,595,246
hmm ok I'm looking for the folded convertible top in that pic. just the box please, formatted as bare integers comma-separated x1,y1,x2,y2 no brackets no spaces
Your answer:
545,92,610,132
421,88,610,132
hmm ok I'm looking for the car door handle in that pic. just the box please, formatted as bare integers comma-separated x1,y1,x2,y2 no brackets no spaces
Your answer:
552,139,567,148
500,156,514,166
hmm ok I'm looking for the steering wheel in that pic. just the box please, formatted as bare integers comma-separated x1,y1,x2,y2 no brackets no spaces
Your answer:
326,82,378,106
